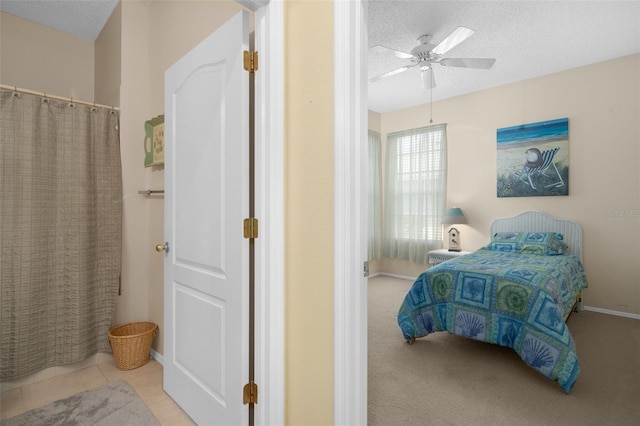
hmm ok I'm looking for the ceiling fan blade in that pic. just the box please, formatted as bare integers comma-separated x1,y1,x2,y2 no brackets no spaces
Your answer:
431,26,474,55
439,58,496,69
370,45,413,59
369,64,416,82
421,68,436,89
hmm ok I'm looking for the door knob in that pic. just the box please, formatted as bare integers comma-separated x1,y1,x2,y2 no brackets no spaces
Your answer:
156,242,169,253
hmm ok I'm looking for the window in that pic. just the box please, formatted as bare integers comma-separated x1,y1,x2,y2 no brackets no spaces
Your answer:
368,131,382,260
383,124,447,264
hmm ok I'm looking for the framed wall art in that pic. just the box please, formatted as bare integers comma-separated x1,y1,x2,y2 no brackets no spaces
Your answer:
144,114,165,167
496,118,569,197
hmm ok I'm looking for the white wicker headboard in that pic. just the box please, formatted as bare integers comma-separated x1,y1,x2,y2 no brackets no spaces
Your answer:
490,211,583,261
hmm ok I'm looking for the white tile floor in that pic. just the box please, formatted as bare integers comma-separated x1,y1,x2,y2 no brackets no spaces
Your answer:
0,358,194,425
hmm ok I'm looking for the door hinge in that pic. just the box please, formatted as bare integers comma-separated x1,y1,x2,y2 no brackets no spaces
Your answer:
243,50,258,73
243,382,258,405
243,217,259,239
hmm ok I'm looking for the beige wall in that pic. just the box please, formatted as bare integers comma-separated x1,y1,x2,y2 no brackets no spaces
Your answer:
0,11,94,100
94,2,121,107
285,1,335,423
377,54,640,316
369,109,381,132
114,0,153,343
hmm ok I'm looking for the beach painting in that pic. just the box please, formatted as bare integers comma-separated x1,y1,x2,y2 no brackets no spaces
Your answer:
497,118,569,197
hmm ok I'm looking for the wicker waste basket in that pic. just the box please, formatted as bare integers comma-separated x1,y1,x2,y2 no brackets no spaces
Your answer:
108,322,158,370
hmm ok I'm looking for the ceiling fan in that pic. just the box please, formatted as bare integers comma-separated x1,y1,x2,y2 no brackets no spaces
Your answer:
369,27,496,89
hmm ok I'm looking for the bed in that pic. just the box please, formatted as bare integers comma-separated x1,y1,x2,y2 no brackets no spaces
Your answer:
397,211,588,393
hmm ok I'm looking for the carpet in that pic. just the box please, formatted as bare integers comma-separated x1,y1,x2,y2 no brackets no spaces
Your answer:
368,275,640,426
3,380,160,426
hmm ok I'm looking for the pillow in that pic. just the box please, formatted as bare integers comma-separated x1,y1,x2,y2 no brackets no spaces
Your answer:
519,232,568,255
483,232,568,255
484,241,519,252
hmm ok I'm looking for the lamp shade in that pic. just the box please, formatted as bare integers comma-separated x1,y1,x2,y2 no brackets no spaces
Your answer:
442,207,468,225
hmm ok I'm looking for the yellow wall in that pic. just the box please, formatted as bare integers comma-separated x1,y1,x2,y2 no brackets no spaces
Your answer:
285,1,335,423
0,11,94,100
377,54,640,316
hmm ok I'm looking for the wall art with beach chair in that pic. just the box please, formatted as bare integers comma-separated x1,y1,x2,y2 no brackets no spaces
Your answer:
497,118,569,197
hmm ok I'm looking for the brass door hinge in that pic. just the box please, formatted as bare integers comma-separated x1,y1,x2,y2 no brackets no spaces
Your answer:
243,218,259,239
243,382,258,405
243,51,258,73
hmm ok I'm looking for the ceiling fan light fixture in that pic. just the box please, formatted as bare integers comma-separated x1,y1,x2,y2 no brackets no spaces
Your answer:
417,34,432,44
421,68,435,89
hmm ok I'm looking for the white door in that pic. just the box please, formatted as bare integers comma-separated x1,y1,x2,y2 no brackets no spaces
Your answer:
163,11,250,425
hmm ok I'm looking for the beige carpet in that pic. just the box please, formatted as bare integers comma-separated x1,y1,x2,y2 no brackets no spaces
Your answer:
368,275,640,426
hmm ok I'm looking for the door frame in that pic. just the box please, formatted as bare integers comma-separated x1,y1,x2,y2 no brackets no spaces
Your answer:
240,0,368,424
333,0,368,424
236,1,285,425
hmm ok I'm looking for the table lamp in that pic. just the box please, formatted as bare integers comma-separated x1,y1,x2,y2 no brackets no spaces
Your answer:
442,207,468,252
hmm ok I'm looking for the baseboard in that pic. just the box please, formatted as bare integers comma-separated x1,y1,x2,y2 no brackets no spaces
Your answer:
584,306,640,320
377,272,417,281
150,348,164,365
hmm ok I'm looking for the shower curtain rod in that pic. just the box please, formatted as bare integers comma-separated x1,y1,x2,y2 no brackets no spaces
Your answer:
0,84,120,111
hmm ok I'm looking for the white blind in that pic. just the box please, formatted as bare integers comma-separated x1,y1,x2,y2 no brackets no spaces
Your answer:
383,124,447,264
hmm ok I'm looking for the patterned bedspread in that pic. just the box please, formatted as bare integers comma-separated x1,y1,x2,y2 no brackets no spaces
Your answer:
397,249,588,393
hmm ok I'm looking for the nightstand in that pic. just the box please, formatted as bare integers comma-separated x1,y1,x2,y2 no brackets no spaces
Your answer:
428,249,471,265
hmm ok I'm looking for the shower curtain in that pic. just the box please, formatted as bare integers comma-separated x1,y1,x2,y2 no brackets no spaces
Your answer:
0,89,122,381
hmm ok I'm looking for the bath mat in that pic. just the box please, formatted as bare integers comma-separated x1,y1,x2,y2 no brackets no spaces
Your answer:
3,380,160,426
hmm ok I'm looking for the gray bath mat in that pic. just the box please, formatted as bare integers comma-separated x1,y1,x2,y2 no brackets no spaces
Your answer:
4,380,160,426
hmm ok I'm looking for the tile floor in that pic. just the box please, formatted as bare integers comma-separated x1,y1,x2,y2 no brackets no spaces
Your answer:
0,359,194,425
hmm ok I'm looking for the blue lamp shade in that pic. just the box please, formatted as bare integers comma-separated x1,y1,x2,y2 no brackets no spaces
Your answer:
442,207,468,225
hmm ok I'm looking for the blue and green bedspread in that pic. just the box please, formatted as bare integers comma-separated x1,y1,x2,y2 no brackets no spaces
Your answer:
397,248,588,393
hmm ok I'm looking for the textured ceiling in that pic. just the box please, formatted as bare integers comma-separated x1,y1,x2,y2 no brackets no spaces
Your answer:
2,1,639,113
0,0,119,40
368,0,640,112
